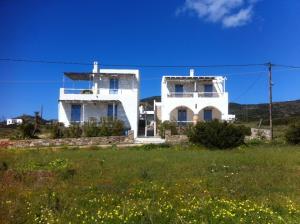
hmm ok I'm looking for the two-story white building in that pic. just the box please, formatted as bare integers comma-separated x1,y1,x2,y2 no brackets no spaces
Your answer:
58,62,139,137
158,69,235,124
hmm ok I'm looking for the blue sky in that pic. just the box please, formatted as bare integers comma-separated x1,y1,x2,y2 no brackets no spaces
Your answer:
0,0,300,119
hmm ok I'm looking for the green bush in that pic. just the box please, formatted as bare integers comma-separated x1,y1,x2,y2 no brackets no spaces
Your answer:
99,118,125,136
82,122,100,137
63,124,82,138
50,122,65,139
17,122,36,139
159,121,178,138
188,120,248,149
285,122,300,144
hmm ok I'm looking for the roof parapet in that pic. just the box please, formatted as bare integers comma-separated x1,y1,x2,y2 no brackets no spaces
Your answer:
93,61,99,73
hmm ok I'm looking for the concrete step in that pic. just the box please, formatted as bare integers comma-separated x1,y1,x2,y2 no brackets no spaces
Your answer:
134,137,166,144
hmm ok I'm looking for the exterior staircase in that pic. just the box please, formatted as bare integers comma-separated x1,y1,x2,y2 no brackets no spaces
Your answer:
134,137,166,144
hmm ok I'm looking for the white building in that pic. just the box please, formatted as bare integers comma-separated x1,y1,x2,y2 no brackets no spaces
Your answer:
58,62,140,137
6,118,23,126
157,69,235,124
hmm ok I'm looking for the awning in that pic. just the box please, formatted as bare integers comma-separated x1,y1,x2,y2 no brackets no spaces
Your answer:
64,72,136,81
164,76,217,81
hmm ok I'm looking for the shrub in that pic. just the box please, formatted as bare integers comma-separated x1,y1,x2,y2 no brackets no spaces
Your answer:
99,118,125,136
188,120,248,149
50,122,65,139
17,122,36,139
82,122,100,137
285,122,300,144
159,121,178,138
63,124,82,138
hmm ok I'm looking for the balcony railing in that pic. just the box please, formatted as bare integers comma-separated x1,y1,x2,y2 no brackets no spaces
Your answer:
63,88,94,94
168,92,224,98
168,92,194,98
198,92,222,97
62,88,121,95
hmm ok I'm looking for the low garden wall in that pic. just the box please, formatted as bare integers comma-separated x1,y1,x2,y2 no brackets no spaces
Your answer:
0,131,134,149
164,130,189,144
164,128,272,144
249,128,272,141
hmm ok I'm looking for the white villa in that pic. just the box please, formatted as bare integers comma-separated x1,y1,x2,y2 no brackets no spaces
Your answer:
58,62,234,138
156,69,235,125
58,62,140,137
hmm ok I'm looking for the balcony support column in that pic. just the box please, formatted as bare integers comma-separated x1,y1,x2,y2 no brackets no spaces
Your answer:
113,101,115,120
82,103,85,124
193,114,199,125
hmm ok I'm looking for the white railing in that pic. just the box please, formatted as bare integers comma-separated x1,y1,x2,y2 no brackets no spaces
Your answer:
63,88,94,94
167,92,224,98
198,92,222,97
168,92,194,98
62,88,122,95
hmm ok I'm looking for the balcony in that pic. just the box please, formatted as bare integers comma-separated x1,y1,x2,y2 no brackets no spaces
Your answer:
59,88,124,101
167,92,225,98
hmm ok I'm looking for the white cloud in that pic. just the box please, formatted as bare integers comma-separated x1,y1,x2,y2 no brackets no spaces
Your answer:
177,0,259,28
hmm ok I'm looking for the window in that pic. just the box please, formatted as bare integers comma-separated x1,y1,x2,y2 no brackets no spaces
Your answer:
109,78,119,94
107,104,118,118
204,109,213,121
178,109,187,123
71,104,81,122
175,84,183,97
204,84,213,97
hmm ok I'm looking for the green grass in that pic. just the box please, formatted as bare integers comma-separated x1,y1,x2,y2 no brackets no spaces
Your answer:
1,144,300,223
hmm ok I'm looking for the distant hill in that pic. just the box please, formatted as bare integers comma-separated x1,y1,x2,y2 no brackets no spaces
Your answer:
14,114,49,124
229,100,300,123
140,96,300,123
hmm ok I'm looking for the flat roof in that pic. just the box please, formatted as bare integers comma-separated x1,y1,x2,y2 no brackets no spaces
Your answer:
163,76,224,81
64,69,139,81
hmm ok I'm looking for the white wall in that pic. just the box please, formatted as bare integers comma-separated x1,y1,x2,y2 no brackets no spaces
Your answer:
161,76,229,122
59,69,139,137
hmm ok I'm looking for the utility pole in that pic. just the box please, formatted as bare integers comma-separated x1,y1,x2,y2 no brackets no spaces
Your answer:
268,62,273,140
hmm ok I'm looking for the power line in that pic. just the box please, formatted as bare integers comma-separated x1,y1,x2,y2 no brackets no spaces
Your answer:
0,58,92,66
0,58,265,68
274,64,300,69
231,72,264,102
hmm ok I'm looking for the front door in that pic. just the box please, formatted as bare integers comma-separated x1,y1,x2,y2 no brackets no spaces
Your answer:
175,84,184,97
178,109,187,124
109,78,119,94
204,109,213,121
71,104,81,123
204,84,213,97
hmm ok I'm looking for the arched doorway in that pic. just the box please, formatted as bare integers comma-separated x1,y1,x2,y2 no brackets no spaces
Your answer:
198,106,222,121
169,106,194,125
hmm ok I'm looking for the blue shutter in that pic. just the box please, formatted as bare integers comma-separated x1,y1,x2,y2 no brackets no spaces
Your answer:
71,105,81,122
204,84,213,97
175,84,183,97
178,109,187,122
109,78,119,94
107,104,117,118
204,109,213,121
107,104,113,117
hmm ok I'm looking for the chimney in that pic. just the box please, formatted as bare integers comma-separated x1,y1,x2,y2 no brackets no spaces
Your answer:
190,69,195,77
93,61,98,73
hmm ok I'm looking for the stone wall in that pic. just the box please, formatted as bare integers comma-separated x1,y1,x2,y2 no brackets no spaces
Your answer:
164,130,189,144
164,128,272,144
249,128,272,141
0,130,134,149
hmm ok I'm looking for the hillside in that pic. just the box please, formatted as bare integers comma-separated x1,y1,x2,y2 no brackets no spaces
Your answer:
140,96,300,123
229,100,300,122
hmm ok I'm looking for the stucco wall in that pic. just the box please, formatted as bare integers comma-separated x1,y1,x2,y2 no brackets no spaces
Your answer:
169,107,194,121
161,76,229,122
0,131,134,149
59,70,139,137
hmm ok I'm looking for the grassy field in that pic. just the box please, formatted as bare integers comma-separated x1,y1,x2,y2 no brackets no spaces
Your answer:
1,144,300,223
